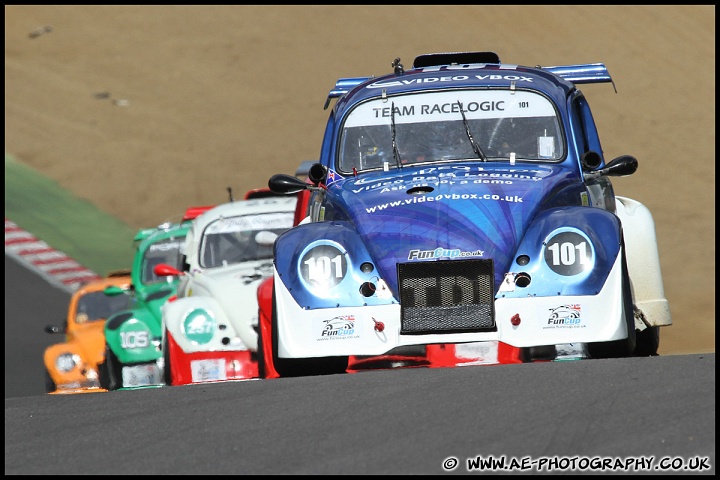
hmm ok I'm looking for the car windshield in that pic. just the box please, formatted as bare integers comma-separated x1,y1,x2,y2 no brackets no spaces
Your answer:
75,290,134,323
337,89,563,174
141,236,185,284
199,212,294,268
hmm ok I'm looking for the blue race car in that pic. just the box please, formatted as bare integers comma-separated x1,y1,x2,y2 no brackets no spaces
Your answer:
263,52,672,377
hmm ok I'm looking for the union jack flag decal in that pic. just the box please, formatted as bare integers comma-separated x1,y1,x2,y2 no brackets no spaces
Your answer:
326,168,343,185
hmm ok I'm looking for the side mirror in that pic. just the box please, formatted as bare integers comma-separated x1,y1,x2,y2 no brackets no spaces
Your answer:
104,285,127,297
584,154,638,179
603,155,638,177
154,263,183,278
45,324,62,334
268,174,310,194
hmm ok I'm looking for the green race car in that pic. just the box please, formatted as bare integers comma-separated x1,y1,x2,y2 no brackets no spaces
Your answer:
98,207,212,390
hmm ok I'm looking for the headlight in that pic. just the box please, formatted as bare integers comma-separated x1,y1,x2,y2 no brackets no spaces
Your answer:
182,308,217,345
55,353,80,373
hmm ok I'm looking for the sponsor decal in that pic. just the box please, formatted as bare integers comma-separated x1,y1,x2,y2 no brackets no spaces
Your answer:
191,359,226,383
543,304,586,329
344,90,555,127
205,212,294,234
351,177,519,194
580,192,590,206
121,363,162,387
366,72,533,89
408,247,484,260
149,240,183,252
350,166,547,190
316,315,360,341
368,101,506,119
365,192,523,214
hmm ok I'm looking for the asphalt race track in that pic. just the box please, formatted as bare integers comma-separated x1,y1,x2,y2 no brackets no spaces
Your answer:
4,255,715,475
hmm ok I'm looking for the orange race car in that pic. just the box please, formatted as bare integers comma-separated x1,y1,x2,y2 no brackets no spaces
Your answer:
43,270,134,394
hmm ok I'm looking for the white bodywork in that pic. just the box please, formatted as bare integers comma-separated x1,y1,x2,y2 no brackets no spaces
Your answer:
615,196,672,328
164,264,271,352
273,251,629,358
161,197,297,354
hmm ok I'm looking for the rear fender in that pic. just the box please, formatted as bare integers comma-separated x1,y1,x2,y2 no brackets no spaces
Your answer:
161,296,235,352
274,221,391,309
502,206,623,298
615,196,671,326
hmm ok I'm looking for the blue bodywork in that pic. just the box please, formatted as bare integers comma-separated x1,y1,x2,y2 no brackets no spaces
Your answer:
275,163,621,308
266,52,660,364
275,54,619,309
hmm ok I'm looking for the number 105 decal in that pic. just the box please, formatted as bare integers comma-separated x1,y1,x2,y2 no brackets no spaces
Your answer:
544,231,593,276
120,330,150,349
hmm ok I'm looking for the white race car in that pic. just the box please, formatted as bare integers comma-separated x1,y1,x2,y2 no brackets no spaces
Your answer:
157,195,297,385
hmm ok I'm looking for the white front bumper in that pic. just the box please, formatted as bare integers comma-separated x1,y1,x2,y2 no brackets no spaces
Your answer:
274,254,628,359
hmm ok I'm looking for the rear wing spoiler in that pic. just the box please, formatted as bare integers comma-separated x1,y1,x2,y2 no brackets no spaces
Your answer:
324,57,615,108
412,52,614,87
324,77,373,109
542,63,616,92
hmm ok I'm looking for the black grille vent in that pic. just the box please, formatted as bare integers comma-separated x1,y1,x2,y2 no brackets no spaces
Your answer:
398,259,495,334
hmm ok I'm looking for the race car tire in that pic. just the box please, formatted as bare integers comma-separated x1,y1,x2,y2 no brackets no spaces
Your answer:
521,345,558,362
271,287,348,377
634,326,660,356
98,346,121,391
587,247,636,359
256,323,267,379
162,335,173,386
44,369,56,394
98,354,110,390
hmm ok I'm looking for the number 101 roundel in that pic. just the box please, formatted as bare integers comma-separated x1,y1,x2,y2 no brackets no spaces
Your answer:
300,242,347,289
